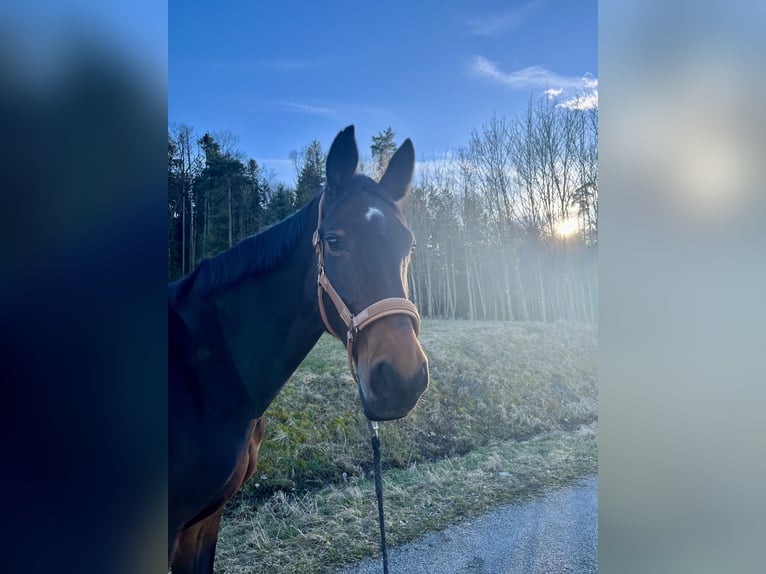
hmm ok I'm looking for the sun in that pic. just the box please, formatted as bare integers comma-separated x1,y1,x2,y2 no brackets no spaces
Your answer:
554,217,580,238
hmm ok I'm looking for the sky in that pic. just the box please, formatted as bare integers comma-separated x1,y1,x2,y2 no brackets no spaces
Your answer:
169,0,597,185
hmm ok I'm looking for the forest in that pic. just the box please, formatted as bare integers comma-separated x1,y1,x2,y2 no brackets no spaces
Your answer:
168,95,597,323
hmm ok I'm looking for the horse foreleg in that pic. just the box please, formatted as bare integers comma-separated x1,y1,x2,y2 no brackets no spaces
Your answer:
169,509,224,574
244,416,265,482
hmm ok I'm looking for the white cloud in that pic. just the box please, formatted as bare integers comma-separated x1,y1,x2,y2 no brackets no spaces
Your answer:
466,0,543,37
582,76,598,90
472,57,598,109
557,90,599,110
279,101,337,117
544,88,564,99
472,57,594,91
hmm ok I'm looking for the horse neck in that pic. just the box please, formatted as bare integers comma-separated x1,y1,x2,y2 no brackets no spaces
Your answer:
210,201,325,417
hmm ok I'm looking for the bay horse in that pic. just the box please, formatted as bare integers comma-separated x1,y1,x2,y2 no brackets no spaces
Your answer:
168,125,429,573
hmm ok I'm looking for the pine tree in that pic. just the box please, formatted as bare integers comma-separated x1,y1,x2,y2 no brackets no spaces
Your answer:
294,140,325,208
370,127,397,178
264,183,296,225
195,133,247,258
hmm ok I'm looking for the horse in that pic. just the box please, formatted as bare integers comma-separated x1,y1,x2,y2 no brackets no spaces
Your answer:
168,125,429,573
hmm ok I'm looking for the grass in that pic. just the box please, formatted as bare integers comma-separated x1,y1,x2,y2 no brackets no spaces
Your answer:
215,320,597,573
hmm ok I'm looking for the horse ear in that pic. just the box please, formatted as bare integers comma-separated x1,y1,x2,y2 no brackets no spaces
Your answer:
379,138,415,202
325,125,359,192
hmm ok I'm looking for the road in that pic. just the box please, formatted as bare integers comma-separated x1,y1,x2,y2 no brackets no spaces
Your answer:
336,475,597,574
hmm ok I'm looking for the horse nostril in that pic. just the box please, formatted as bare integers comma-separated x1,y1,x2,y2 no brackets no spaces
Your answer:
369,360,396,398
369,360,428,398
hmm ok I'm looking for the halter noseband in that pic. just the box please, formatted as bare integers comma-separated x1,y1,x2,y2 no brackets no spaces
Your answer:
312,193,421,384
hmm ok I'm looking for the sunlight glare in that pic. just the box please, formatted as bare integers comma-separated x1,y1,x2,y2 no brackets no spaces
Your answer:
554,217,580,238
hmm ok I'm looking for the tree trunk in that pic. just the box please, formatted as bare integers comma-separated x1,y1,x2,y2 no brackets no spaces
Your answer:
228,178,233,247
537,255,548,323
425,254,433,319
181,185,186,276
203,193,209,262
464,243,475,321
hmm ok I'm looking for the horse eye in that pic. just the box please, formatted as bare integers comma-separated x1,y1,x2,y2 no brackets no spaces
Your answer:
326,235,343,252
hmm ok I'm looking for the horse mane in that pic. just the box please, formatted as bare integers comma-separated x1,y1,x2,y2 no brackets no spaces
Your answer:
169,196,319,306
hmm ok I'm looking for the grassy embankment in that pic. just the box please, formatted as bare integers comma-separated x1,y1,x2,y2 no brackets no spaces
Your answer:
216,320,597,573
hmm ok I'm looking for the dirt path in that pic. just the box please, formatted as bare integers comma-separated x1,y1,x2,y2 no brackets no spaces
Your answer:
336,475,597,574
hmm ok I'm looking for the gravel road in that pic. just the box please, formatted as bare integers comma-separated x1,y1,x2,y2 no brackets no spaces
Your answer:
336,475,598,574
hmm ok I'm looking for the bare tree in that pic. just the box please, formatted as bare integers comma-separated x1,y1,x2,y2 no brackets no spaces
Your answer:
213,129,245,161
169,95,597,322
169,123,203,275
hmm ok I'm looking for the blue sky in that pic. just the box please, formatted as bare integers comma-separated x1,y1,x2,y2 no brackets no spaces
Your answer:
169,0,597,185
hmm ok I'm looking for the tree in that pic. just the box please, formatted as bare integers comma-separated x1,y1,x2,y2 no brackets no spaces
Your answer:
167,106,598,323
293,140,325,208
264,183,295,225
168,124,203,280
194,133,248,257
168,133,183,280
466,114,519,320
241,158,268,237
370,127,397,178
213,129,245,160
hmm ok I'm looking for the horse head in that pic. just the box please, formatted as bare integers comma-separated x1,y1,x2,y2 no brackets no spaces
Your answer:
314,125,429,421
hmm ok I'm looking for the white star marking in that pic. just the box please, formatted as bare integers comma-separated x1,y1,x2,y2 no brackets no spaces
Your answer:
365,206,384,221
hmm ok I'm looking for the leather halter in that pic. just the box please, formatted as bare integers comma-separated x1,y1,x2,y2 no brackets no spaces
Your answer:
312,193,421,384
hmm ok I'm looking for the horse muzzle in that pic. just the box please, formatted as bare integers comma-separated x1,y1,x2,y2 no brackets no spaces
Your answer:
357,355,429,421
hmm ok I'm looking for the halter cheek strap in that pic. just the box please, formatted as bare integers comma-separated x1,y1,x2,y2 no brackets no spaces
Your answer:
312,193,421,384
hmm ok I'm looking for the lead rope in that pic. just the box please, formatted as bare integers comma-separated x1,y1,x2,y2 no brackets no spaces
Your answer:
368,419,389,574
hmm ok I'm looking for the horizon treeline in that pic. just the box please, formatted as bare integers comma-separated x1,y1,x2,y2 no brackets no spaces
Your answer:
168,95,597,323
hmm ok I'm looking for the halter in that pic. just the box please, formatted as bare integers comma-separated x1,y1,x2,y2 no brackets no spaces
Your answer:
312,193,421,385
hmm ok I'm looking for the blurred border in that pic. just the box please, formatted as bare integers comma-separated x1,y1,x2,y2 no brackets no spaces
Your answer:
3,0,765,572
600,1,766,571
1,2,167,573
